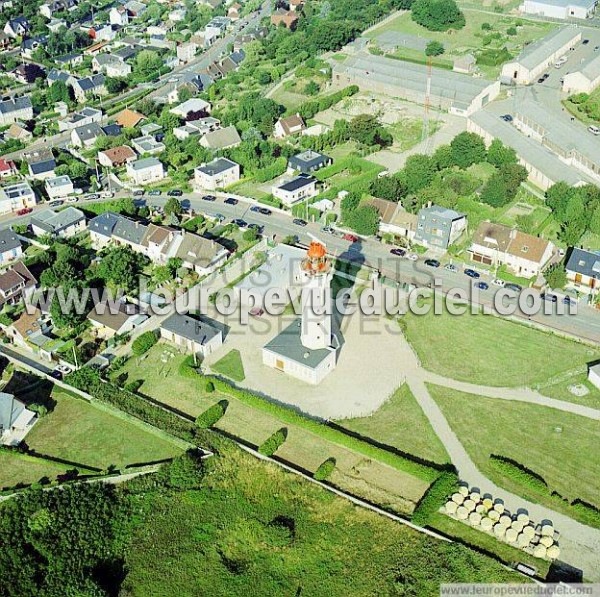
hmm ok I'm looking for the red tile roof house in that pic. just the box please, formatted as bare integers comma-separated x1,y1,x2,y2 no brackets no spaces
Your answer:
0,158,17,178
98,145,137,168
0,262,37,308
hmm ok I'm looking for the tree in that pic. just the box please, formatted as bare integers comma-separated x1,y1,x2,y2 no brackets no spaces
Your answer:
370,175,407,203
97,246,146,293
486,138,517,168
402,154,436,194
348,114,392,147
411,0,465,31
164,197,182,216
425,41,445,56
345,205,380,235
48,80,72,104
134,50,163,79
304,80,320,95
132,331,157,355
341,191,360,212
479,173,509,207
450,132,487,169
243,228,258,242
498,163,527,198
105,77,127,94
544,263,567,289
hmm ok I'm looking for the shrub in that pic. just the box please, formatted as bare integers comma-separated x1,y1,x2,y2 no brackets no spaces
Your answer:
196,401,227,428
125,380,143,393
132,331,157,356
258,428,287,456
411,0,465,32
411,471,459,526
157,450,205,490
489,454,549,495
179,355,200,378
205,380,215,393
314,457,336,481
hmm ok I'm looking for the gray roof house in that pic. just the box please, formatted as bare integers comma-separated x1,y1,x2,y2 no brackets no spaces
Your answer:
288,150,332,174
414,205,467,251
199,125,242,150
0,391,36,445
565,247,600,295
71,122,105,147
30,207,86,238
112,217,148,249
88,211,122,241
0,228,22,264
160,312,223,357
0,96,33,126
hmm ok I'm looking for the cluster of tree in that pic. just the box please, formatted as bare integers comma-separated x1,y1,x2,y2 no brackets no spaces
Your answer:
348,114,392,148
341,190,380,235
545,181,600,246
55,152,89,183
295,85,359,121
96,246,149,294
410,0,465,31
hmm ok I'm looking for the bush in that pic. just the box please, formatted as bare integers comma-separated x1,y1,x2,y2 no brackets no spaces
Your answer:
314,457,336,481
157,450,205,490
411,471,459,526
411,0,465,32
205,380,215,393
258,428,287,456
196,401,226,428
489,454,549,495
132,331,157,356
125,380,143,393
179,355,200,378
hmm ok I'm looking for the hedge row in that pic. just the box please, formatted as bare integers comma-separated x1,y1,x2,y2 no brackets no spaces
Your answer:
314,457,336,481
65,368,195,442
196,401,227,429
205,376,439,483
489,455,549,496
296,85,359,120
258,428,287,457
132,330,158,356
411,471,459,526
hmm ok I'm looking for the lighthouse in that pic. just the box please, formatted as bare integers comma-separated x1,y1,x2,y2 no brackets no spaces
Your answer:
299,241,333,350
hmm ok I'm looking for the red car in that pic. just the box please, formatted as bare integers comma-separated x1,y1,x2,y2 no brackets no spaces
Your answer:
16,208,32,215
343,233,359,242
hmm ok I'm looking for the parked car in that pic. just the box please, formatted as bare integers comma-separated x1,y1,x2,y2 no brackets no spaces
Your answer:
167,189,183,196
583,38,590,45
66,197,79,203
85,193,99,200
500,114,513,122
504,283,522,293
224,197,238,205
390,248,406,257
293,218,307,227
407,253,418,261
464,268,480,279
343,233,358,242
49,200,63,207
424,258,440,268
148,190,162,196
248,223,264,233
213,213,225,223
249,205,261,212
475,281,489,291
492,278,505,287
562,295,576,305
444,263,457,272
232,218,247,227
259,207,272,216
15,207,32,215
202,194,216,201
588,125,600,136
133,189,145,197
541,293,558,303
322,226,335,234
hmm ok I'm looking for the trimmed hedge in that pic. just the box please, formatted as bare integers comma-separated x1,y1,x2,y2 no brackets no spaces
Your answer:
258,428,287,456
314,457,336,481
196,401,227,429
411,471,459,526
296,85,359,120
204,376,439,483
132,331,158,356
65,368,195,442
489,454,548,495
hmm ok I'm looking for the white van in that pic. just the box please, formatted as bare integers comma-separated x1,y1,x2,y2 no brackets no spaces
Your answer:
588,125,600,136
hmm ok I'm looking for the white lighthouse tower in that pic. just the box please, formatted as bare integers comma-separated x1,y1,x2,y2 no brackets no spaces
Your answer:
299,241,333,350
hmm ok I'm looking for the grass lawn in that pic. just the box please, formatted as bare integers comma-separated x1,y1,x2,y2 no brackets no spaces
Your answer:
122,441,521,596
539,373,600,409
337,384,449,465
26,389,183,471
428,384,600,514
0,451,91,491
211,349,245,382
402,303,599,386
120,344,432,514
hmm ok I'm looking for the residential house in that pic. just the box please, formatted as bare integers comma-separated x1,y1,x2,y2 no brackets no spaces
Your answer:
54,52,84,68
169,7,187,21
5,308,52,353
173,116,220,140
112,216,148,252
4,17,30,39
44,175,74,199
47,69,76,88
132,135,165,155
272,174,318,207
116,108,145,129
469,221,555,278
26,149,57,180
88,211,122,249
0,96,33,126
83,40,109,56
288,150,331,174
170,98,211,118
140,122,163,137
126,157,166,186
87,299,147,339
0,159,17,178
270,9,299,30
11,63,45,85
123,0,146,17
194,157,240,190
109,6,130,26
167,73,213,103
0,392,36,446
177,41,197,63
204,17,230,46
0,228,23,264
20,36,45,59
228,2,242,20
160,313,223,357
72,74,106,103
274,114,306,138
98,145,137,168
106,61,132,78
414,205,467,251
58,107,103,132
174,232,228,275
142,224,179,264
71,122,105,148
6,122,32,143
0,262,37,308
47,18,68,33
30,207,86,238
92,52,120,72
88,24,117,43
39,0,76,18
365,197,418,242
0,181,37,214
565,247,600,297
199,125,242,150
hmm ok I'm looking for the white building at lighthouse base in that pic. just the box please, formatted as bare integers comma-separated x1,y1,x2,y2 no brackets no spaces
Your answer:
262,318,336,385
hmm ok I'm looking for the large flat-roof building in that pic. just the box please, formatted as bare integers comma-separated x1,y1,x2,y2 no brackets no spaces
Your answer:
520,0,596,20
500,27,581,85
331,52,500,116
562,52,600,94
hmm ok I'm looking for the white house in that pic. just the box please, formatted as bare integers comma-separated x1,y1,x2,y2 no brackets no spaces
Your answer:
109,6,130,25
44,175,74,199
0,96,33,126
170,98,211,118
0,392,36,446
469,221,555,277
126,157,165,185
0,181,37,214
3,17,29,39
131,135,165,155
160,313,223,357
501,27,581,85
274,114,306,138
565,247,600,296
520,0,596,19
194,158,240,190
562,53,600,94
30,207,86,238
272,174,318,207
177,41,197,63
0,228,23,264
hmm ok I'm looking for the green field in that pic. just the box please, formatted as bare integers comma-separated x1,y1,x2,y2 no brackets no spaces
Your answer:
122,442,521,596
402,304,599,386
337,384,450,465
540,372,600,409
25,390,183,471
428,384,600,513
211,349,246,382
